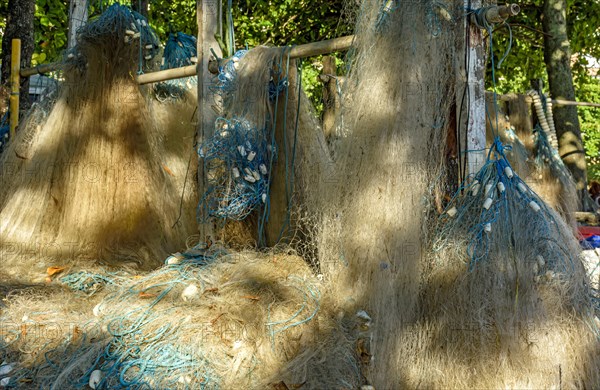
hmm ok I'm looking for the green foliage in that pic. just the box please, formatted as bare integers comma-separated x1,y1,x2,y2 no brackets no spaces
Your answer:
149,0,196,39
489,0,600,181
576,74,600,181
33,0,68,65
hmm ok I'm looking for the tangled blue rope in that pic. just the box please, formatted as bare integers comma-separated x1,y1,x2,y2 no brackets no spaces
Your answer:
198,49,294,230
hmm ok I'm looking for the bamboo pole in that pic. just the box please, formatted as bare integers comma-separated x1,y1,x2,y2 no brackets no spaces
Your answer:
9,39,21,139
495,92,600,109
20,62,62,77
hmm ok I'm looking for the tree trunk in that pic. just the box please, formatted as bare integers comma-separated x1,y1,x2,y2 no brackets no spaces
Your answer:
68,0,88,49
1,0,35,112
132,0,149,19
542,0,594,210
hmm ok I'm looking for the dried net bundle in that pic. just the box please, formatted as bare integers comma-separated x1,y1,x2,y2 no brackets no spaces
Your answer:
0,4,197,283
0,249,355,389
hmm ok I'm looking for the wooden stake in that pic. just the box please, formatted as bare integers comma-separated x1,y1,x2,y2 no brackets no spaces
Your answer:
456,0,486,179
321,56,338,139
68,0,88,49
9,39,21,139
197,0,221,245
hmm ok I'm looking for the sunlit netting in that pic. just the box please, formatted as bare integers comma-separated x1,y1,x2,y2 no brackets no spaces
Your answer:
66,3,160,72
436,137,580,274
199,117,273,220
198,49,292,230
0,249,324,389
533,123,574,186
155,32,197,100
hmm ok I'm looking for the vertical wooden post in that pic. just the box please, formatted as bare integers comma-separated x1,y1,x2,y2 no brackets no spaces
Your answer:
197,0,222,245
68,0,88,49
456,0,486,179
9,39,21,139
321,55,338,140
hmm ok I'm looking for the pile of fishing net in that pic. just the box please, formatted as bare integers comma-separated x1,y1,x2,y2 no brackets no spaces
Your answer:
0,3,197,282
0,248,359,389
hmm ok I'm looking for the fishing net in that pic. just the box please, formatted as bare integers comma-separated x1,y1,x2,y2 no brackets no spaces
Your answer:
198,47,330,248
0,4,196,283
154,32,198,101
0,249,345,389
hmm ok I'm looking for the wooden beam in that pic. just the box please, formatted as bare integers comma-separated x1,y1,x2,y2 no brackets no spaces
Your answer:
196,0,221,246
20,62,62,77
68,0,88,49
320,55,338,139
457,0,486,179
9,39,21,139
21,35,357,84
137,64,198,84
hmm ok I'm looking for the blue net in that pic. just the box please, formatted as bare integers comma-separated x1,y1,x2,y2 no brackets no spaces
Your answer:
198,49,292,229
434,137,580,275
155,32,198,100
71,3,160,73
0,112,9,154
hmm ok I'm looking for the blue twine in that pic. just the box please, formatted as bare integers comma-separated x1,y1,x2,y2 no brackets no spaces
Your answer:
155,32,198,100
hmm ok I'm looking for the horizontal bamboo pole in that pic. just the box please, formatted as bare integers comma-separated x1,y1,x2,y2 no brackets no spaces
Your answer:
20,62,63,77
137,64,198,84
495,92,600,109
21,35,356,85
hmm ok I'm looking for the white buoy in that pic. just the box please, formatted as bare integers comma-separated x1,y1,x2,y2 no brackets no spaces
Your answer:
483,197,493,210
537,255,545,269
145,44,153,49
125,30,135,36
261,193,267,203
484,183,493,195
166,252,184,265
484,223,492,233
0,364,13,376
93,303,102,317
178,376,192,385
497,182,505,193
504,166,514,178
244,175,256,183
471,181,481,196
252,170,261,181
517,182,528,194
89,370,102,389
259,164,268,175
237,145,246,157
247,151,256,162
529,201,541,212
446,207,457,217
232,167,240,178
356,310,371,322
181,284,199,301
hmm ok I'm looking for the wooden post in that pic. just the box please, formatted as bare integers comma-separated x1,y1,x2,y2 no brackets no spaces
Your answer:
321,55,338,140
197,0,222,246
9,39,21,139
68,0,88,49
456,0,486,179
